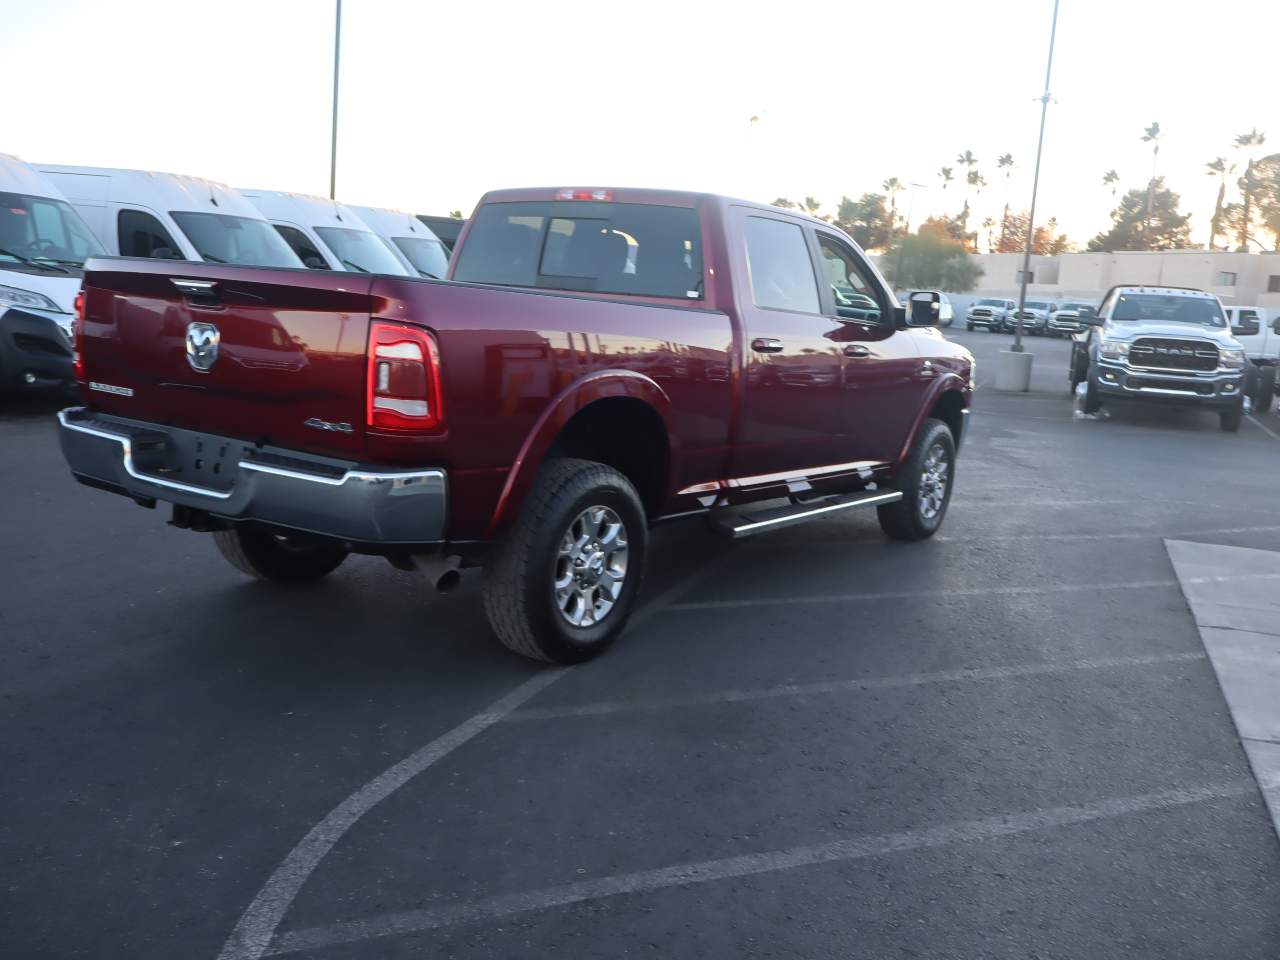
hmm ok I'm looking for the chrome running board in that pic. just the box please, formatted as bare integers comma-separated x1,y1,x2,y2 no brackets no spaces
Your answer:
710,489,903,539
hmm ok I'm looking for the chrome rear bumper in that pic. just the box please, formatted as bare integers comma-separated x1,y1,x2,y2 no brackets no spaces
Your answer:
57,407,447,544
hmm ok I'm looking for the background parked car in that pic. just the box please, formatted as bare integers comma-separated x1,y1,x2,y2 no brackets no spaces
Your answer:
900,290,954,326
966,298,1016,332
38,165,303,268
1223,305,1279,412
1009,299,1057,335
416,214,466,253
1047,301,1097,337
0,154,103,393
240,189,412,275
350,205,450,279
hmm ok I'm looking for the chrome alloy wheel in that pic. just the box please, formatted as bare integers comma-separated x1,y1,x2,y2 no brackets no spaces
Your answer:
918,442,950,521
554,505,629,628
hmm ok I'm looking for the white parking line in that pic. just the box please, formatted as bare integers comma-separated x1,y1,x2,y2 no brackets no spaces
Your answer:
1247,414,1280,442
265,778,1265,956
508,652,1205,723
666,572,1280,613
214,554,734,960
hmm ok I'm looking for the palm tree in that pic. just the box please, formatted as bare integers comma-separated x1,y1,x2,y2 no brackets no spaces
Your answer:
1234,128,1267,251
1141,123,1162,237
956,151,978,223
997,154,1014,248
938,166,954,191
882,177,904,226
1205,157,1236,250
1102,169,1119,196
800,196,823,218
981,216,996,253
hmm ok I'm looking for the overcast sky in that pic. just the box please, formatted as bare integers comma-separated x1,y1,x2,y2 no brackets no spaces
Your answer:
7,0,1277,248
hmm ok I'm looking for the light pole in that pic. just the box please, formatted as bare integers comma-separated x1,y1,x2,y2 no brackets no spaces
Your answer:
998,0,1059,391
329,0,342,200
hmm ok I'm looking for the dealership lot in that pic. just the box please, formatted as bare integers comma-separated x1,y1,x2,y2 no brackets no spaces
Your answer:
3,328,1280,958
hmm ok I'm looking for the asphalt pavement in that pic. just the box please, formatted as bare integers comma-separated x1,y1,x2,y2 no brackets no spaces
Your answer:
3,327,1280,959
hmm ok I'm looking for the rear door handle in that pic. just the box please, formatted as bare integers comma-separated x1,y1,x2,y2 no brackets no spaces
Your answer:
751,338,784,354
918,360,937,378
844,344,871,358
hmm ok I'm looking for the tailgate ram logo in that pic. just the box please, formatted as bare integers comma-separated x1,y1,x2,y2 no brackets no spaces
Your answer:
186,321,221,372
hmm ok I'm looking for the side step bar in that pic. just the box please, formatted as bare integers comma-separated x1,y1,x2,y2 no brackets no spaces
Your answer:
710,489,903,539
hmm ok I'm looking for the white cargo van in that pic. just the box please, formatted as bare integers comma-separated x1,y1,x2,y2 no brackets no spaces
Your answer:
348,205,450,279
0,154,105,392
36,165,301,268
238,190,411,276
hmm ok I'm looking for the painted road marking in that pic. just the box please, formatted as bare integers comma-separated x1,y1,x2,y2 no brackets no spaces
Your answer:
214,552,736,960
1247,413,1280,442
507,652,1206,723
265,778,1269,956
666,572,1280,613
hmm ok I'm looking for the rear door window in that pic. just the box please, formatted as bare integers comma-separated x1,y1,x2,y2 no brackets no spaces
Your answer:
118,209,183,259
743,216,820,314
452,201,703,299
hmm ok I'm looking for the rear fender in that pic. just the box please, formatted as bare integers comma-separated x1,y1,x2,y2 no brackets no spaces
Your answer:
486,369,671,536
893,374,969,471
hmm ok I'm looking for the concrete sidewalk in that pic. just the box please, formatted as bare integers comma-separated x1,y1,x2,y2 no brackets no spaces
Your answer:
1167,539,1280,835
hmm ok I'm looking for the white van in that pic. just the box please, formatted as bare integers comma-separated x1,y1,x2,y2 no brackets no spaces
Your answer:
36,165,301,269
348,205,450,279
238,189,411,276
0,154,105,392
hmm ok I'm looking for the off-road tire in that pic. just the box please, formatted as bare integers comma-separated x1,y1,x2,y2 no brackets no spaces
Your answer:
1081,365,1103,414
483,458,647,664
1255,366,1276,415
878,418,956,541
1220,402,1244,433
212,528,348,582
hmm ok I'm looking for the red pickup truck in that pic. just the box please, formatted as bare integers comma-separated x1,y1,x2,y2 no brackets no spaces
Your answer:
58,187,973,663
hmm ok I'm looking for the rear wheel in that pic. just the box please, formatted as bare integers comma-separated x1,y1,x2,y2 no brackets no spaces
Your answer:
213,528,348,582
878,419,955,541
483,458,647,664
966,323,974,331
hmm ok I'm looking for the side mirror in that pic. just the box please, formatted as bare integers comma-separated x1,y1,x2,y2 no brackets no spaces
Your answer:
1080,312,1104,326
907,290,941,327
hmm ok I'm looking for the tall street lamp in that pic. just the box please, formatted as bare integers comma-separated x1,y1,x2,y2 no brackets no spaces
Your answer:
997,0,1060,391
329,0,342,200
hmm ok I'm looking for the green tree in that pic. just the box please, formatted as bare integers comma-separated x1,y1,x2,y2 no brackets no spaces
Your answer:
1254,154,1280,250
937,166,954,192
918,214,966,244
1141,122,1162,237
447,209,464,220
834,193,895,251
800,196,825,219
1234,128,1267,251
771,197,797,209
881,177,904,226
882,230,983,292
956,150,978,226
1087,178,1192,251
997,153,1015,248
993,211,1072,255
1204,157,1235,250
1102,169,1119,196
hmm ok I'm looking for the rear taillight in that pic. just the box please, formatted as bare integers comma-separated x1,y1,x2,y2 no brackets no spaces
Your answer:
366,321,443,431
72,289,85,380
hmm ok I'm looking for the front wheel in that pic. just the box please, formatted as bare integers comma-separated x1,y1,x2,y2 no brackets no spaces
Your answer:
212,528,348,582
878,419,956,541
1220,402,1244,433
483,458,647,664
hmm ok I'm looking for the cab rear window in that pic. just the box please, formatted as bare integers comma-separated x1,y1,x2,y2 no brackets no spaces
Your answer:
453,201,703,299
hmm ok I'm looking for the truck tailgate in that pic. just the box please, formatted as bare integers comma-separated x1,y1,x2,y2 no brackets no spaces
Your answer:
79,259,373,458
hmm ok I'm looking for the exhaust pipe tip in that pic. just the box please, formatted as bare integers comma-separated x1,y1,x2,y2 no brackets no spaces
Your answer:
434,568,462,593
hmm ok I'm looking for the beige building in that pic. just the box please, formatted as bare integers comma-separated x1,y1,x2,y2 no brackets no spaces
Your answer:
970,250,1280,310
